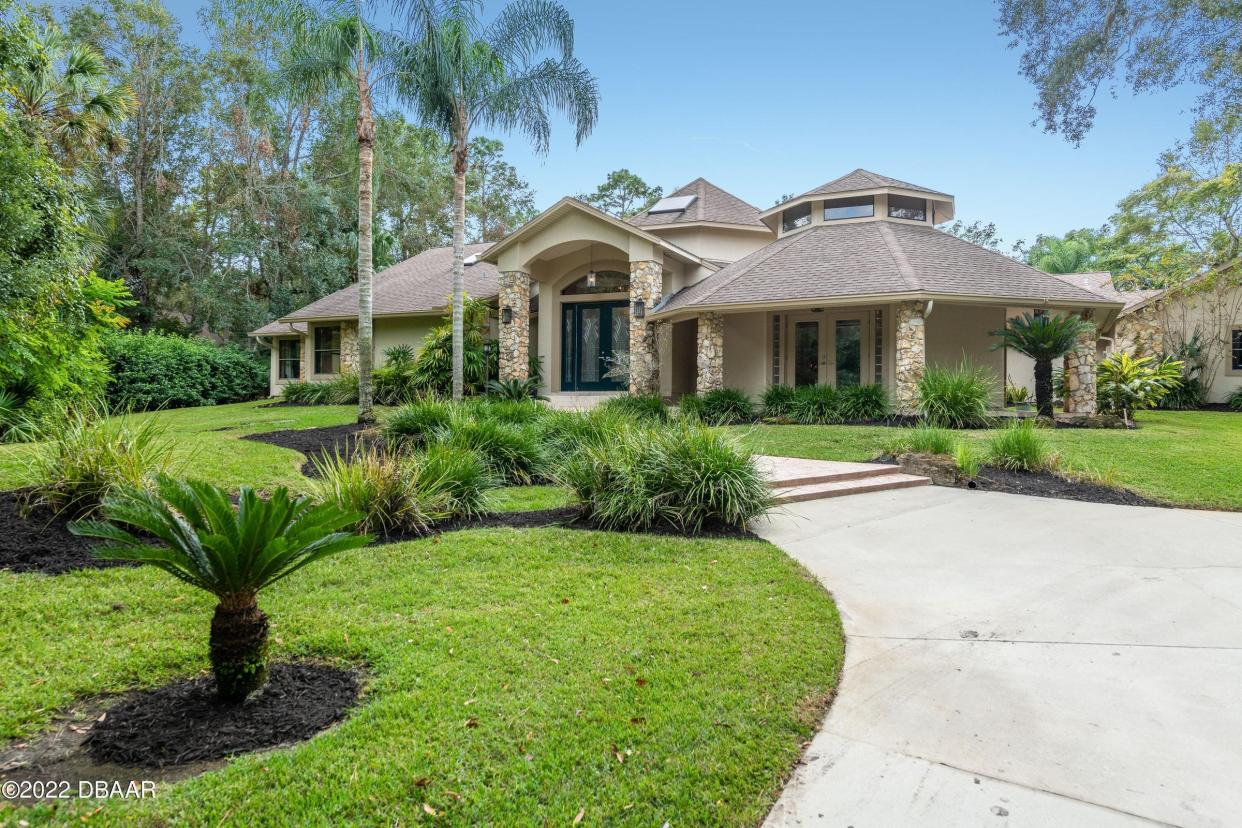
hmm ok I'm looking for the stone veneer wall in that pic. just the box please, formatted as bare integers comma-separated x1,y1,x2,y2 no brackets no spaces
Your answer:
1063,310,1097,415
1113,303,1164,358
498,270,531,381
894,301,927,413
695,312,725,394
340,321,359,372
628,260,662,395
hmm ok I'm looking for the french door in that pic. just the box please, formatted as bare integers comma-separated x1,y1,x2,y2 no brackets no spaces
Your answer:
561,301,629,391
785,312,869,387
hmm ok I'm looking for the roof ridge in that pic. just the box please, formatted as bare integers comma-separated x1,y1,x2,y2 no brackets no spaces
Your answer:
875,222,922,290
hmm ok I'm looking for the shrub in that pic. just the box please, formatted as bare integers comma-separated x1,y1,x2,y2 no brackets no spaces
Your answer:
1004,383,1030,406
280,373,359,406
470,397,547,426
676,392,706,421
308,445,427,535
535,407,622,466
1231,388,1242,411
102,331,267,410
988,420,1057,471
409,296,495,395
28,401,179,515
373,362,419,405
838,384,889,421
789,384,842,425
412,443,495,520
953,441,982,478
761,384,797,417
916,362,994,428
438,415,546,485
384,397,455,447
1097,352,1183,425
889,423,955,456
559,422,772,532
598,393,669,423
694,388,754,425
384,344,416,366
71,476,369,702
486,377,542,400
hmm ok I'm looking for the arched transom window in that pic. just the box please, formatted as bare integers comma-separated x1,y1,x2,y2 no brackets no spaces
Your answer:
562,270,629,295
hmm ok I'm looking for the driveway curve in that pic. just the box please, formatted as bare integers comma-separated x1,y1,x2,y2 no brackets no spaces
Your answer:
758,486,1242,827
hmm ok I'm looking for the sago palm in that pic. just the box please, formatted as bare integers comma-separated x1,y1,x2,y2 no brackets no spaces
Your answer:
71,476,371,703
991,313,1095,417
399,0,599,399
5,24,135,169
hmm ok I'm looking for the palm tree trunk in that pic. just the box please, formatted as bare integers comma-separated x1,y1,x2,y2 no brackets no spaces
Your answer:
1034,358,1053,418
451,133,468,400
355,58,376,424
209,592,269,703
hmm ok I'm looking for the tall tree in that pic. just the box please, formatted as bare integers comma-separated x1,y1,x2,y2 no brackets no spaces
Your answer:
467,135,535,240
578,168,661,218
997,0,1242,144
403,0,599,400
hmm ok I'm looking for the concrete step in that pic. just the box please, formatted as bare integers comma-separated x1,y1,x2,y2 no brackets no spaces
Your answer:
772,473,931,504
756,456,904,489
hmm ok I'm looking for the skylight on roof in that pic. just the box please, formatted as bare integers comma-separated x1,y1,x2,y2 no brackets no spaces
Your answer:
647,195,697,214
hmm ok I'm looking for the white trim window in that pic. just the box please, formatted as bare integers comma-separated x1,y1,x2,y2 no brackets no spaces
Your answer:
278,339,301,380
314,326,341,374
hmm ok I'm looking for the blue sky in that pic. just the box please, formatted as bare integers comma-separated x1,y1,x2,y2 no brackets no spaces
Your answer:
158,0,1201,246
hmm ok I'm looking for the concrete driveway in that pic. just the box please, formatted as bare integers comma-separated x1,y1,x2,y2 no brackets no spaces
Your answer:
757,486,1242,828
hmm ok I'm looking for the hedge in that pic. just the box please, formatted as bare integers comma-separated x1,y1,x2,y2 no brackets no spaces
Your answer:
102,331,268,410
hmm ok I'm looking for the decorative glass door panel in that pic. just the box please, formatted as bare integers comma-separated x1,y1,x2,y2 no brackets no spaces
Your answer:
793,320,820,386
561,301,628,391
834,319,862,387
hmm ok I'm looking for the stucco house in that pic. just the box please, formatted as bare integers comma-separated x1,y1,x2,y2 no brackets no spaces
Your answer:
252,169,1128,412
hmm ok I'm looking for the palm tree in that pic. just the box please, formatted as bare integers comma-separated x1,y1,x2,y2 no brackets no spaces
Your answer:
274,0,441,423
71,476,370,702
400,0,598,399
991,313,1095,417
1032,237,1095,274
5,24,135,170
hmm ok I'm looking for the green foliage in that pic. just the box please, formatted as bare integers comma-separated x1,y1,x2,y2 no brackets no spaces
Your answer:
408,296,495,395
101,331,266,410
838,384,889,421
889,423,955,456
280,373,359,405
988,420,1058,471
558,422,773,532
953,441,982,477
577,168,662,218
789,384,842,425
439,414,546,485
915,362,994,428
1097,352,1184,423
486,377,542,400
27,401,179,515
411,443,495,520
383,397,454,447
596,393,669,423
70,474,370,701
1005,383,1030,406
308,445,428,535
691,388,754,425
1157,333,1205,409
383,344,415,366
761,384,797,417
469,396,545,426
1230,388,1242,411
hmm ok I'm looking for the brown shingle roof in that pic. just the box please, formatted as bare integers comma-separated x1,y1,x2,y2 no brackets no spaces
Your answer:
1047,271,1166,313
628,177,765,228
800,168,951,199
249,320,307,337
655,222,1120,314
279,244,499,322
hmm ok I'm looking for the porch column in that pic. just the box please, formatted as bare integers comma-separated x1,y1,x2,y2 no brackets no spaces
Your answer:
340,321,359,372
894,301,927,413
695,312,725,394
498,270,531,382
629,260,662,395
1063,309,1097,415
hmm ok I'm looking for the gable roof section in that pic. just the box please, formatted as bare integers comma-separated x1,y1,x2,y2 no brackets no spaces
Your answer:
1048,271,1167,313
628,177,766,228
275,243,499,324
250,320,307,337
654,222,1121,316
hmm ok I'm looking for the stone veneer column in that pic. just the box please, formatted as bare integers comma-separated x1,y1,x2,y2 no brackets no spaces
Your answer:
498,270,531,381
1114,303,1164,358
628,260,662,395
695,312,725,394
894,301,926,413
1063,310,1098,415
339,321,359,372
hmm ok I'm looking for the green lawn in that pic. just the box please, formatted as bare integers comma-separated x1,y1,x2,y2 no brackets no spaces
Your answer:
1,528,843,826
730,410,1242,510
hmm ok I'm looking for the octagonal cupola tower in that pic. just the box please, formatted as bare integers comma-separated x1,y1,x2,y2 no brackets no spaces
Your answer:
759,169,955,238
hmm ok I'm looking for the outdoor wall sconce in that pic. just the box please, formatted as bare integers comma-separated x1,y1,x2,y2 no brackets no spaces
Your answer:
632,301,645,319
502,306,513,324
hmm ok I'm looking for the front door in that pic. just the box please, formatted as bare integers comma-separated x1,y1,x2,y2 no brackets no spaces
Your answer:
561,301,629,391
785,312,870,387
830,315,865,387
788,314,823,386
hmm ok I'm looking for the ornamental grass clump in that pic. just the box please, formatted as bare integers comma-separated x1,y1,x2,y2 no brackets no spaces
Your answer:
280,373,360,405
437,413,546,485
597,393,669,423
412,443,495,520
383,397,455,447
760,384,797,418
693,388,754,425
838,383,889,421
558,422,773,533
28,401,179,516
789,384,842,425
308,445,428,536
469,396,547,426
888,423,955,456
988,420,1058,471
71,476,370,702
915,362,994,428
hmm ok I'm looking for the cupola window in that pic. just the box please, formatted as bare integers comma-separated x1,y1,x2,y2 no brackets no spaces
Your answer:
781,202,812,232
888,194,927,221
823,195,875,221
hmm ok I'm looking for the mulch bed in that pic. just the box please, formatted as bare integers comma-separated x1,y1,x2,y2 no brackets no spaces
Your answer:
0,489,134,575
86,663,359,768
375,507,758,543
243,423,371,477
967,466,1162,507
